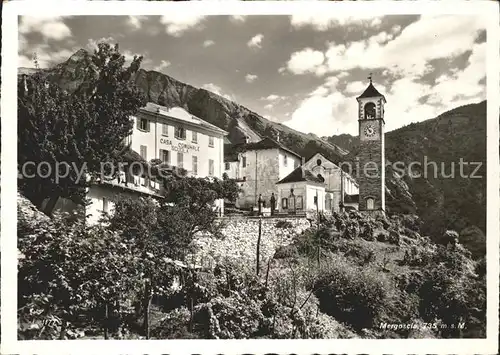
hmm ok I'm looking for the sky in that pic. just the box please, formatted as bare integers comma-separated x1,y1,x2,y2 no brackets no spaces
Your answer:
18,14,486,136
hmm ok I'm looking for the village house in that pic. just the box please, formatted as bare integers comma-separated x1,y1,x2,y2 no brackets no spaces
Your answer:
301,153,359,212
275,166,326,214
224,136,302,210
78,103,227,224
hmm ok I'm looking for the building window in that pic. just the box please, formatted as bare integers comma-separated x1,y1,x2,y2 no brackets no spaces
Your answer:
175,126,186,140
138,118,149,132
192,131,198,143
162,123,169,136
242,156,247,168
284,155,288,167
192,156,198,175
366,197,375,210
177,152,183,169
102,198,109,213
296,196,303,210
225,162,230,170
209,159,214,176
282,198,288,210
208,136,214,147
160,149,170,164
140,145,147,160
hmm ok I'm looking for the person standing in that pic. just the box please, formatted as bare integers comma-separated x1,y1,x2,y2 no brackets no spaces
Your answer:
258,194,263,215
270,193,276,216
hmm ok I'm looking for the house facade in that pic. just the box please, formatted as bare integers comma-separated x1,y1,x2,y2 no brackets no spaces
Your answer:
302,153,359,212
276,167,326,214
224,137,302,210
85,103,228,224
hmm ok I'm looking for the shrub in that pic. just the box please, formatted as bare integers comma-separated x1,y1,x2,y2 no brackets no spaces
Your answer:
274,244,299,259
442,230,459,246
387,229,401,245
275,220,293,229
314,255,392,330
401,214,421,232
342,241,377,266
376,230,389,242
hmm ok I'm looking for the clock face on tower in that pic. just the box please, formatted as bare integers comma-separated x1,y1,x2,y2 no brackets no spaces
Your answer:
364,123,376,138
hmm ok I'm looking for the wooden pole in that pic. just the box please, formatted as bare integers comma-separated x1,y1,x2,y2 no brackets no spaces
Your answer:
256,217,262,275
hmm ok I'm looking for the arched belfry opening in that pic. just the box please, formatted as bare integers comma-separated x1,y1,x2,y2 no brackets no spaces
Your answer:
364,102,376,119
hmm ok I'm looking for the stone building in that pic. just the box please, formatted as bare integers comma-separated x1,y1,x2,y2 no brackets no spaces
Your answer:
224,137,302,209
356,78,386,214
302,153,359,212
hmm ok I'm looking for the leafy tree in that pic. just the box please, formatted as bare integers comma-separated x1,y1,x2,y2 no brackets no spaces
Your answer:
105,196,174,339
18,42,146,216
157,176,241,260
18,214,143,339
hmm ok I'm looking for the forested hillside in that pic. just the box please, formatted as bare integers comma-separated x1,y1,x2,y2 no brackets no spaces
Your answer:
328,101,487,258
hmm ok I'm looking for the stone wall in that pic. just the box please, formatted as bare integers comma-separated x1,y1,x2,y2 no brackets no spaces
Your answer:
189,216,311,269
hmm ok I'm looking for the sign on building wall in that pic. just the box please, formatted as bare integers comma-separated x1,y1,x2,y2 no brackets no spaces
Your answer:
159,138,200,153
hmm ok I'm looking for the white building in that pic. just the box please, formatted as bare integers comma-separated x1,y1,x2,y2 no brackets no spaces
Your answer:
85,103,228,224
302,153,359,212
276,166,326,214
223,137,302,210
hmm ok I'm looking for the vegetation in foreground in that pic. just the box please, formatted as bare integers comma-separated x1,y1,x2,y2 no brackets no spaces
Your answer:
18,194,486,339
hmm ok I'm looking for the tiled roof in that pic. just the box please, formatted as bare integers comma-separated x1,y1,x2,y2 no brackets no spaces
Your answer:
277,167,325,185
357,82,386,101
224,137,301,162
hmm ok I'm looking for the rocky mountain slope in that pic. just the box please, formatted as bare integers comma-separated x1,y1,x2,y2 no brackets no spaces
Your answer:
19,49,348,163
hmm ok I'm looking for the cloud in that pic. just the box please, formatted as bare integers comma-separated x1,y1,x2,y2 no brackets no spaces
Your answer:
261,94,287,102
230,15,246,23
284,15,485,81
247,34,264,49
278,66,287,74
154,60,171,72
344,81,366,95
128,16,147,30
19,16,72,41
202,83,234,101
290,14,383,31
245,74,258,83
160,14,205,37
286,47,325,75
123,49,153,69
326,15,484,77
286,91,358,136
264,103,274,110
285,28,486,136
203,40,215,48
18,43,75,68
86,37,116,52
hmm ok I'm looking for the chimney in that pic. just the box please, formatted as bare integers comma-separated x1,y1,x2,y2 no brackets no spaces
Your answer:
301,157,305,166
276,131,280,142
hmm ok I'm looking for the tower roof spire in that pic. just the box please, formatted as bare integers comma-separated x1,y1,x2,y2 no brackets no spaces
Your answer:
356,74,386,102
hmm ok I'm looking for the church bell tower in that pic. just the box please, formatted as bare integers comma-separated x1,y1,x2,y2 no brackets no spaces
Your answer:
356,75,386,213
